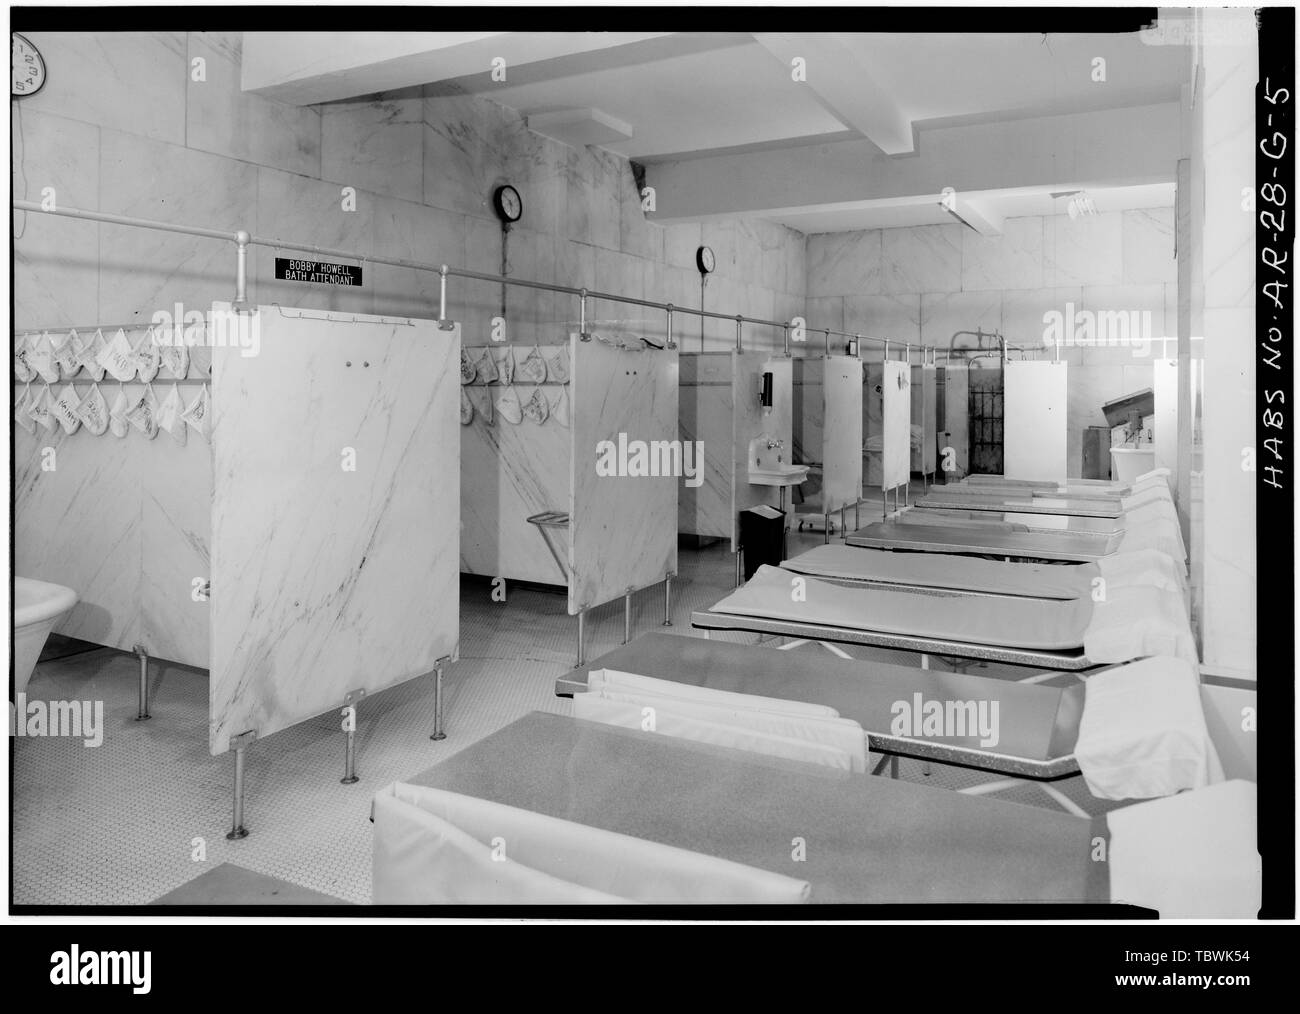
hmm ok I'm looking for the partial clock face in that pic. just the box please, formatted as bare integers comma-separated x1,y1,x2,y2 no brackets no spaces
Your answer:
494,184,522,223
696,245,715,274
12,34,45,98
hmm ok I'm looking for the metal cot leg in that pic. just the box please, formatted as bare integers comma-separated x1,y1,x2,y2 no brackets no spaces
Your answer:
662,575,673,626
227,731,254,840
575,611,587,668
623,592,633,644
133,645,151,721
429,667,446,741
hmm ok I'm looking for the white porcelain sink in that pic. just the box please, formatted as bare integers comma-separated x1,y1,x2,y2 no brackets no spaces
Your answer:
748,437,809,486
1110,446,1155,484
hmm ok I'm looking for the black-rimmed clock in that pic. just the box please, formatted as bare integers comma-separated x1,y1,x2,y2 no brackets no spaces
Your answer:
493,184,522,225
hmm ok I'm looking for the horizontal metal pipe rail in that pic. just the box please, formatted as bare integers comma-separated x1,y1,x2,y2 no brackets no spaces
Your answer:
15,200,1033,359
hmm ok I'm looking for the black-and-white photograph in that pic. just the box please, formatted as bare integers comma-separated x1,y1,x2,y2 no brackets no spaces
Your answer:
4,2,1294,970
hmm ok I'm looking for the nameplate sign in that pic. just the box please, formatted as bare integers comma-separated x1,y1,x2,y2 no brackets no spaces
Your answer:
274,258,363,286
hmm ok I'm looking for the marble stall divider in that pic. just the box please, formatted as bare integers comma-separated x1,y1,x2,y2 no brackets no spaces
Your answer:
820,355,865,515
911,363,939,479
209,307,459,754
678,351,793,551
569,334,679,616
881,360,912,495
1003,360,1069,481
942,363,972,480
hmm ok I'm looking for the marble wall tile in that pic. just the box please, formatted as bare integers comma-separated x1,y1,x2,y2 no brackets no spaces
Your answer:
620,171,663,262
1001,286,1083,349
1080,283,1167,348
1043,211,1123,288
99,130,258,323
759,225,789,293
920,290,1002,347
570,339,678,611
880,224,962,295
255,167,374,314
804,295,845,335
783,228,808,297
1122,208,1176,285
423,95,507,220
961,216,1044,291
571,147,623,251
664,222,702,272
806,230,883,297
21,32,186,145
701,219,740,278
322,94,424,203
186,33,321,178
844,294,922,345
210,312,459,754
12,112,99,325
369,196,466,320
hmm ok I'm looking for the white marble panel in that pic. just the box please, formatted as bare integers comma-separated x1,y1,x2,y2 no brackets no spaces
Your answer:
99,130,258,322
920,291,1002,348
821,355,864,512
806,231,883,297
1122,208,1176,285
844,294,922,345
369,196,466,320
459,344,573,585
700,220,739,278
13,213,99,331
209,309,459,754
15,414,144,653
678,353,735,539
186,33,321,177
663,223,702,272
961,216,1044,291
804,296,845,336
140,432,212,668
1042,211,1123,288
881,360,911,490
881,224,962,295
1080,284,1168,350
1004,361,1068,480
733,354,794,528
1001,287,1082,349
322,95,424,203
255,167,374,315
910,364,938,474
570,336,678,612
21,32,186,144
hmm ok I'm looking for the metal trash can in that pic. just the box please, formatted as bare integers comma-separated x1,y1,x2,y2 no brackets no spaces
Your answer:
738,505,786,583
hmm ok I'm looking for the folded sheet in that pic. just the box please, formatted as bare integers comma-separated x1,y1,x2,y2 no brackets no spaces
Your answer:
574,692,866,772
1083,586,1198,665
1133,467,1172,489
712,565,1093,651
1096,547,1188,593
1105,780,1259,918
1118,518,1186,562
372,782,811,904
1076,656,1223,799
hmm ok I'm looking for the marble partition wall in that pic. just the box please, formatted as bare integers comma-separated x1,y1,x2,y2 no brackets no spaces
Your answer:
821,355,864,513
15,369,212,669
881,361,911,491
1004,361,1069,480
209,309,458,754
459,342,573,586
678,353,735,540
733,354,794,529
911,364,938,477
569,335,679,614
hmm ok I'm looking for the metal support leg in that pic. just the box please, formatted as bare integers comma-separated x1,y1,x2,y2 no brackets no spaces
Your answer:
429,667,446,741
133,645,151,721
623,592,633,645
662,575,673,626
574,610,587,668
854,500,860,532
226,731,254,840
824,511,831,545
341,689,365,781
735,548,743,587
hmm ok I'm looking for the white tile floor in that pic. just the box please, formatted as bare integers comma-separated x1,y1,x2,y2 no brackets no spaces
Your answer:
13,534,1121,906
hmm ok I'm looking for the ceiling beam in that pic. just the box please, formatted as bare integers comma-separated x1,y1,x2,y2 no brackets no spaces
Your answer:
752,32,915,155
241,31,673,105
943,196,1005,236
645,102,1181,223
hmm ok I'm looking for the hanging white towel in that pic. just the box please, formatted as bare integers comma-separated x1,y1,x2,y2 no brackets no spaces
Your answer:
496,385,522,424
460,387,474,425
460,347,477,385
546,346,568,384
27,384,55,431
181,384,211,442
125,385,160,439
134,329,161,382
75,329,107,381
28,333,60,384
522,387,549,424
1075,656,1224,799
159,336,190,380
14,333,37,383
49,330,81,379
15,385,36,434
108,386,131,438
51,384,82,434
156,384,187,445
77,383,110,436
550,385,570,427
372,782,811,905
98,329,138,382
1105,780,1260,918
475,346,498,385
518,344,547,384
494,344,514,384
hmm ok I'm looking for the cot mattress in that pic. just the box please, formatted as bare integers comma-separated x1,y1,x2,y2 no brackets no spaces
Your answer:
847,521,1122,562
713,564,1094,650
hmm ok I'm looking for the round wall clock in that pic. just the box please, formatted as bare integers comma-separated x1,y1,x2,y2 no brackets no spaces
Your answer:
493,184,523,224
696,245,715,275
12,34,45,98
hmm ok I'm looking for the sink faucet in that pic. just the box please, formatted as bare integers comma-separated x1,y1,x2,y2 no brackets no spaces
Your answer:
765,438,783,450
